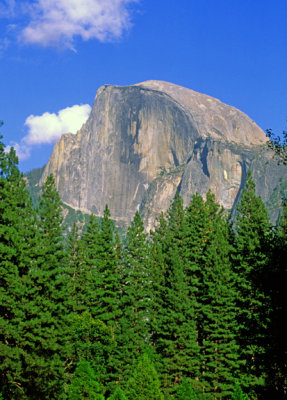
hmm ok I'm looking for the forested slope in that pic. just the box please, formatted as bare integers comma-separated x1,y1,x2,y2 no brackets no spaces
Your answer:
1,135,286,399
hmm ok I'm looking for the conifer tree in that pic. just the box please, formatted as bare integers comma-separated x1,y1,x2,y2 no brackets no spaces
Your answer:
71,213,101,316
0,136,38,399
70,207,121,388
150,194,199,389
184,192,240,398
97,205,121,327
73,207,121,325
67,360,104,400
232,171,272,393
19,174,70,399
125,354,164,400
264,200,287,398
119,212,151,376
198,193,239,398
68,311,116,393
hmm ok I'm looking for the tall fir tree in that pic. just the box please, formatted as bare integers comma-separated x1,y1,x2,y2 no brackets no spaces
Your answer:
232,171,272,394
19,174,70,399
67,207,121,391
150,194,199,391
70,213,101,316
118,212,152,379
183,192,240,399
264,200,287,398
0,135,38,399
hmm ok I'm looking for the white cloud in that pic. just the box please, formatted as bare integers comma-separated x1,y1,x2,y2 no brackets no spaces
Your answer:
20,0,138,48
8,103,91,161
24,103,91,144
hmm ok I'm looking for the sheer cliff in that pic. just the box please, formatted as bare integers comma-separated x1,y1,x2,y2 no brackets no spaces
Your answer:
40,81,287,229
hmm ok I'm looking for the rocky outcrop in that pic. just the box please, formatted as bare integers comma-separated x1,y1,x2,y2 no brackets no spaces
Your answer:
40,81,287,229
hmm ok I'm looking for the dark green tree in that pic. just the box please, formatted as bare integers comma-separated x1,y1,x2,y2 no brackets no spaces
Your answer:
69,213,101,316
183,192,240,399
96,205,122,327
264,200,287,398
150,194,199,390
118,212,152,377
69,207,121,390
19,174,70,399
232,171,272,393
0,135,38,399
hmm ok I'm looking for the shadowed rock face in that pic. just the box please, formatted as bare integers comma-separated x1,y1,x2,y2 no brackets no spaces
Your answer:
40,81,287,229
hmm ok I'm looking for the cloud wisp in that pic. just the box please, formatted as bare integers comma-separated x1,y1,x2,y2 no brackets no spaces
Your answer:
12,103,91,160
20,0,138,49
24,104,91,144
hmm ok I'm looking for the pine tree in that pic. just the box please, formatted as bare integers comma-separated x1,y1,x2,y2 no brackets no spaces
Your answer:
183,192,240,399
96,205,121,327
19,174,70,399
150,194,199,390
73,207,121,325
125,354,164,400
0,136,38,399
232,171,272,393
71,213,101,316
67,360,104,400
198,192,239,398
69,207,121,389
118,212,152,376
264,200,287,398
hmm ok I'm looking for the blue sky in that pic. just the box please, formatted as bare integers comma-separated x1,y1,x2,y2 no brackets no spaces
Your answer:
0,0,286,172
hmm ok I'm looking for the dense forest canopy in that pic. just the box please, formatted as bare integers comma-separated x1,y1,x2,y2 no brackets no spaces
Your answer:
0,129,286,399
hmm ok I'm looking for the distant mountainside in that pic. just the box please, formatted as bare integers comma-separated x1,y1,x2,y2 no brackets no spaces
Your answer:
28,81,287,229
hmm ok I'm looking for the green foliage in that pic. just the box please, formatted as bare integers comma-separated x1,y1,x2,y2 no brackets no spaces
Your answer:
150,193,199,388
231,384,249,400
232,171,272,392
0,135,38,399
107,387,129,400
118,212,152,376
1,126,284,399
174,378,199,400
19,174,70,399
68,311,116,387
263,200,287,398
67,360,104,400
125,354,164,400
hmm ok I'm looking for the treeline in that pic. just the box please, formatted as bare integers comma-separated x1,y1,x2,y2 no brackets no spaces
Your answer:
0,135,286,400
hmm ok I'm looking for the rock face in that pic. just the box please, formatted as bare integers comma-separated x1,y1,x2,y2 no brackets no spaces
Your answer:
40,81,287,229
